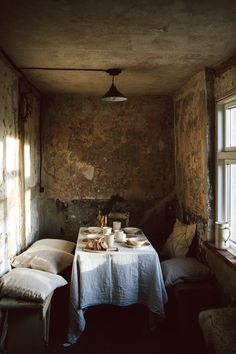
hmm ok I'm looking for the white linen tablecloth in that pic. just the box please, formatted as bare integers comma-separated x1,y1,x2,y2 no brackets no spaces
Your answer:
67,228,168,344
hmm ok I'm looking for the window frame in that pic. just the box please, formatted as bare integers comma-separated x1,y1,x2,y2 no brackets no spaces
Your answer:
216,96,236,250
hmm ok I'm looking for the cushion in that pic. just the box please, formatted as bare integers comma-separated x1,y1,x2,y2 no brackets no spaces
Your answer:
161,257,210,288
29,238,75,254
0,268,67,302
199,308,236,354
12,249,74,274
161,219,196,258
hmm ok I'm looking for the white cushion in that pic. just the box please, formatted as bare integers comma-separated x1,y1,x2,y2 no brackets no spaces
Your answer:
161,257,210,288
0,268,67,302
161,219,196,258
29,238,75,253
12,249,74,274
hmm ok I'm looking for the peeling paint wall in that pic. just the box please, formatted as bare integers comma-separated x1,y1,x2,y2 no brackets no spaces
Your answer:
0,53,40,276
215,65,236,100
40,95,175,245
174,69,215,240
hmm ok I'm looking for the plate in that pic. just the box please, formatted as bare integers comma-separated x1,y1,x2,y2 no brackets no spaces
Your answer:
124,227,140,234
115,238,127,243
124,240,150,248
83,247,118,253
86,233,100,240
87,227,102,233
127,236,146,244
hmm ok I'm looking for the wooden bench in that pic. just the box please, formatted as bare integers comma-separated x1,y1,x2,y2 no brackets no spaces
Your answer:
166,280,219,337
0,292,53,354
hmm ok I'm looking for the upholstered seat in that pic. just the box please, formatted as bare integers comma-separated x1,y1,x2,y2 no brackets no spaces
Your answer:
198,307,236,354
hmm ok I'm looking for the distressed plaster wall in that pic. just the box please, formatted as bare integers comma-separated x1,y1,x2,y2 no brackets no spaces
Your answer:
0,52,40,276
40,95,175,247
174,65,236,302
21,79,41,247
215,65,236,100
205,249,236,303
174,69,215,240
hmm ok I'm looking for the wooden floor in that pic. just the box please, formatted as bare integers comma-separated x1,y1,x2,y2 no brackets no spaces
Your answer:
47,303,208,354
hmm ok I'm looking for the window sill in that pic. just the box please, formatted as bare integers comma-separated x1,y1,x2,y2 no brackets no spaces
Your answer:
204,242,236,270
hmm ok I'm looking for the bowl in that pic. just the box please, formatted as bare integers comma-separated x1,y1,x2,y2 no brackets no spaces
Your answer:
124,227,140,235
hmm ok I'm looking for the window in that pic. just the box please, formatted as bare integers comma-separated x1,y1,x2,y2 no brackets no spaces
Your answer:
216,96,236,252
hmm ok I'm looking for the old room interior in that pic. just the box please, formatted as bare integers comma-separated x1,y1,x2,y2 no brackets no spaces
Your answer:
0,1,236,354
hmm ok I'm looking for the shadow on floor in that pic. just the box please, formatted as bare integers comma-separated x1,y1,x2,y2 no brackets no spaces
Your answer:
47,303,207,354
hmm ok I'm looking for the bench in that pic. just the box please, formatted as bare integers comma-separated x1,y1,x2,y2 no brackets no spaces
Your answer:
0,293,53,354
166,280,219,337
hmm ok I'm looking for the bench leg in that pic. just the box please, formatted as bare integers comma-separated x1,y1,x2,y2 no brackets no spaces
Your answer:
7,307,50,354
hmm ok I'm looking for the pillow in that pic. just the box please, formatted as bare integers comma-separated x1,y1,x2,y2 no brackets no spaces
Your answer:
0,268,67,302
29,238,75,254
161,219,196,258
12,249,74,274
161,257,210,288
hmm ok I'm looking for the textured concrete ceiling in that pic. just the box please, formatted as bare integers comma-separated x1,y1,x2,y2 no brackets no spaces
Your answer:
0,0,236,96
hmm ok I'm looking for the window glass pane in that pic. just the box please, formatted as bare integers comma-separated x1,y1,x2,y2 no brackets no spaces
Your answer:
229,164,236,241
226,105,236,148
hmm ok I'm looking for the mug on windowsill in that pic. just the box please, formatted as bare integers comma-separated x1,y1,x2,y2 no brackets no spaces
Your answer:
215,221,231,250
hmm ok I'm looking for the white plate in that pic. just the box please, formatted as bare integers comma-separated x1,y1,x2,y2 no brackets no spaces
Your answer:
127,236,146,243
83,247,118,253
87,227,102,233
86,233,100,239
115,238,127,243
124,241,150,248
124,227,140,234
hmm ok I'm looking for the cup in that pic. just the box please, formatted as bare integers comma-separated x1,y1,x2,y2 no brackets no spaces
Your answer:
113,221,121,231
215,221,231,250
105,233,114,248
102,226,112,236
115,230,126,242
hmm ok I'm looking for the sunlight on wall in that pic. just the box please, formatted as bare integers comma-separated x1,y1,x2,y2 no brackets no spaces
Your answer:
6,137,19,173
0,234,10,277
25,189,31,244
6,136,20,257
24,144,31,178
0,141,3,185
0,201,4,235
0,138,9,276
7,197,20,257
0,68,39,277
24,142,32,245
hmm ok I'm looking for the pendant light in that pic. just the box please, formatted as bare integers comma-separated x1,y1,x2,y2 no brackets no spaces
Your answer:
101,68,127,102
18,65,127,102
